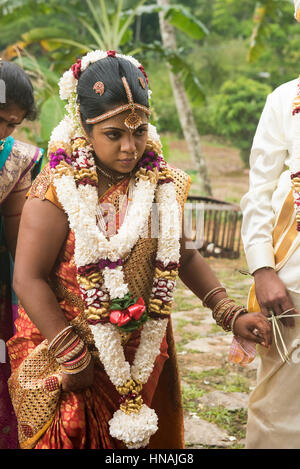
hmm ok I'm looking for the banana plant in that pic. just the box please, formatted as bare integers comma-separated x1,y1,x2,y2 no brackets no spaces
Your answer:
248,0,293,62
1,0,208,102
0,0,209,151
2,0,148,64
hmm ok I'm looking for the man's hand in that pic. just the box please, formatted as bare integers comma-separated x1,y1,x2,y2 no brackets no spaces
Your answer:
254,267,298,327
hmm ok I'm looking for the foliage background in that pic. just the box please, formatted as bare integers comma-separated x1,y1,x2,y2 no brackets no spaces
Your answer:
0,0,298,167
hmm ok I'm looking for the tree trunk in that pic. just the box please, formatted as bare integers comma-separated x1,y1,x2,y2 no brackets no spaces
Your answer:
156,0,212,195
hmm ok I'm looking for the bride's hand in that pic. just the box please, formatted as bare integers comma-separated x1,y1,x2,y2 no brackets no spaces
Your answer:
61,358,94,392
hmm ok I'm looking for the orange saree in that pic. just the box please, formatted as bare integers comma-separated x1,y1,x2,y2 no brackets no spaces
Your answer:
7,165,188,449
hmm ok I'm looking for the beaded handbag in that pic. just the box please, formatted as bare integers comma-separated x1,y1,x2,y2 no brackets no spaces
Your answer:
8,341,62,449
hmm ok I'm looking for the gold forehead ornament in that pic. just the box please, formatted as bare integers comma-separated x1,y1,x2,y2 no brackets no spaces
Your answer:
85,76,150,130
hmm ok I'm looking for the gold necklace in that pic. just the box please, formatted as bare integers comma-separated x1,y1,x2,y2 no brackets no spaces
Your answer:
95,163,128,187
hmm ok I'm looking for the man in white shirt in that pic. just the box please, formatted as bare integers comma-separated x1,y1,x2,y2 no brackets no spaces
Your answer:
241,0,300,449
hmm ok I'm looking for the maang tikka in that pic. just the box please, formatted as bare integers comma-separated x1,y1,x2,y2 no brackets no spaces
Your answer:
85,76,150,128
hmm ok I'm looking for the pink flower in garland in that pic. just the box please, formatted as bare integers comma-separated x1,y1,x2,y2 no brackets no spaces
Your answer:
137,151,162,172
71,58,82,79
139,65,149,84
76,177,98,188
107,50,117,57
98,258,123,270
77,258,123,277
156,260,180,271
77,263,99,276
291,171,300,180
49,148,72,169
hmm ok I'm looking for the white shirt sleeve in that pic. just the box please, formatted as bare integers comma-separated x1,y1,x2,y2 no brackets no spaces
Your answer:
241,88,289,274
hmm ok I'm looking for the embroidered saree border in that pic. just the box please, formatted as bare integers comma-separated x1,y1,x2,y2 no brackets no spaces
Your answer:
19,413,55,449
0,140,43,203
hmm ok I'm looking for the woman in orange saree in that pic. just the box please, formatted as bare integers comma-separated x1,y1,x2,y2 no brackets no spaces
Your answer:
7,51,272,450
8,169,184,449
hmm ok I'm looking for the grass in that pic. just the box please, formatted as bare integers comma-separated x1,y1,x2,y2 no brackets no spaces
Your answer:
198,406,248,441
182,367,248,446
175,319,190,330
210,323,224,334
181,366,250,394
215,374,250,394
173,294,199,312
182,384,206,414
175,330,199,354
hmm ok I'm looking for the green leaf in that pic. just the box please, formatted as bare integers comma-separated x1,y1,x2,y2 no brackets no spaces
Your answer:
165,6,209,39
20,27,93,53
248,0,282,62
118,311,148,332
119,22,133,46
110,292,135,310
133,3,209,39
110,303,122,310
144,42,206,105
21,27,67,42
77,16,106,49
116,0,147,47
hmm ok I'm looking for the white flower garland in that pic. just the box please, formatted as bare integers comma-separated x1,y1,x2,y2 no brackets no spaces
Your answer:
90,318,168,448
130,318,169,383
50,50,181,448
90,323,131,387
109,404,158,449
156,181,181,264
291,77,300,231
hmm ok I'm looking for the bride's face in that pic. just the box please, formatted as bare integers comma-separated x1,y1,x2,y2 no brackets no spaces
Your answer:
89,109,148,174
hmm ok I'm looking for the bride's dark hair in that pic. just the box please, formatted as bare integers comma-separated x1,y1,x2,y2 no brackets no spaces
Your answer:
77,56,149,134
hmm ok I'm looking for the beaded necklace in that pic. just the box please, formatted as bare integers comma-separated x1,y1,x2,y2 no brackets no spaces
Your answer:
95,162,128,188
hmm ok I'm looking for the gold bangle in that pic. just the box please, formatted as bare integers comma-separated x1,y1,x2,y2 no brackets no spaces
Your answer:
231,308,247,334
61,353,91,375
203,287,226,307
56,339,86,365
48,325,73,352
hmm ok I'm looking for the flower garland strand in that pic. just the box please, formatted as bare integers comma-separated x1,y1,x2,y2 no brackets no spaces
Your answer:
49,49,182,448
291,76,300,231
